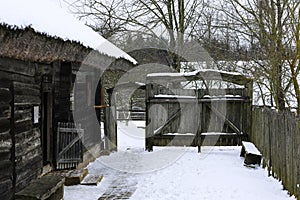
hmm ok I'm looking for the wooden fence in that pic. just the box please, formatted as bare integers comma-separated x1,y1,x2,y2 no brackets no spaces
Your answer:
251,107,300,198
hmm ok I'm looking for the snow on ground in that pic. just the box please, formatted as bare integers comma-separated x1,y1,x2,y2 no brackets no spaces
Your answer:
64,121,295,200
0,0,136,63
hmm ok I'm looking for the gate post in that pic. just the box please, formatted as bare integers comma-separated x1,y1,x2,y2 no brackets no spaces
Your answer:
104,90,117,151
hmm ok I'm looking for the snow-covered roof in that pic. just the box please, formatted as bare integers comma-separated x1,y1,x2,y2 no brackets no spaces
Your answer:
147,69,253,85
0,0,137,64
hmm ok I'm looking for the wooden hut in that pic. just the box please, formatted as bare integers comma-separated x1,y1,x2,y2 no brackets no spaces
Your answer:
0,22,134,200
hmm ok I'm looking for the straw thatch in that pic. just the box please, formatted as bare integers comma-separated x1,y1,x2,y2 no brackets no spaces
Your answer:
0,23,114,65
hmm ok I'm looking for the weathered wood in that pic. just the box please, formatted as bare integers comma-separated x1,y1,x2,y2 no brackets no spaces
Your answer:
154,106,183,135
205,103,241,134
251,107,300,198
104,106,117,151
0,56,35,77
15,156,42,186
80,174,103,186
14,82,40,96
64,169,88,186
0,104,11,119
0,71,34,84
0,149,11,161
14,120,33,135
0,179,13,200
15,175,65,200
14,95,40,105
147,70,253,85
146,71,252,151
56,123,84,169
0,119,10,133
0,88,12,103
0,160,13,179
240,141,262,165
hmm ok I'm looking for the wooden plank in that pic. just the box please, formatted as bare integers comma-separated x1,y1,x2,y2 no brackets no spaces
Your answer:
0,178,13,194
147,70,252,85
0,160,13,179
149,98,197,103
15,175,64,200
205,103,241,134
15,136,41,157
0,88,12,104
154,105,182,135
0,56,35,77
14,120,33,135
0,119,10,133
14,95,40,105
0,71,34,84
64,169,88,186
0,104,11,119
80,174,103,186
15,128,39,144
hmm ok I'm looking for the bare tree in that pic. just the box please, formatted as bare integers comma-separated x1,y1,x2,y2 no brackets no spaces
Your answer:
70,0,209,71
220,0,300,113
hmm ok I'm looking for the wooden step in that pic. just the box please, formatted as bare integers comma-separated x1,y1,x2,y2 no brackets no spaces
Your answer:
15,175,64,200
64,169,88,186
81,174,103,186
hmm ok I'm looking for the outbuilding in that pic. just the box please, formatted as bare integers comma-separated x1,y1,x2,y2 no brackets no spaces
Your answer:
0,0,135,199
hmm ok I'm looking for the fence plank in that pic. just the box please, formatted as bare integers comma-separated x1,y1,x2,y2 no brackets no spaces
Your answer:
251,107,300,197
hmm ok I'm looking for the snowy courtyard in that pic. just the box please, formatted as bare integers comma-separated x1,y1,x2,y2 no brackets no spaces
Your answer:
64,121,295,200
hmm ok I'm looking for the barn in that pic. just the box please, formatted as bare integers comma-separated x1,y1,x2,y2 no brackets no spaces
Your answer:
0,0,135,199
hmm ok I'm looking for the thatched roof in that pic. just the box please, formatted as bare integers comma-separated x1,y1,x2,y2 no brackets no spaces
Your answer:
0,23,115,65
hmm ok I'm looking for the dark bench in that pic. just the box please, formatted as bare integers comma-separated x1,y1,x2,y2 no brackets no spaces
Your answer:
15,175,65,200
240,141,262,165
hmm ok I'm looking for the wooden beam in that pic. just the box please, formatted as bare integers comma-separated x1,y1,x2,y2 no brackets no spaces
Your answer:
147,70,253,86
94,104,109,109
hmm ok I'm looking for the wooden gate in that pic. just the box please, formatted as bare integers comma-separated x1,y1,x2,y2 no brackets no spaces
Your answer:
56,122,84,169
146,70,253,151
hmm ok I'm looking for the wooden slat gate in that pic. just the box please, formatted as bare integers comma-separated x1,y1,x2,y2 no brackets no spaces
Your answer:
145,70,253,151
56,122,84,169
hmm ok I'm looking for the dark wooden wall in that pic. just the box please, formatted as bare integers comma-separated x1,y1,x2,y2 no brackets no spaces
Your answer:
0,57,43,199
0,79,13,200
0,57,105,199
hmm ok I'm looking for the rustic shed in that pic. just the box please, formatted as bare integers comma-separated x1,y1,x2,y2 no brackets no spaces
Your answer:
0,7,136,200
145,69,253,151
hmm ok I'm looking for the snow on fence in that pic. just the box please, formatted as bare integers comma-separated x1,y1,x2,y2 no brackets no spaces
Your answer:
251,107,300,198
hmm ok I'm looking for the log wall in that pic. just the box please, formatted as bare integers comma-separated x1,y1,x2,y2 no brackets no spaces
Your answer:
251,107,300,198
0,57,43,199
0,80,13,200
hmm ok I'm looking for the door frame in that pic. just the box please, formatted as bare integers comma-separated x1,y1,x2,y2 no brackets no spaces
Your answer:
41,76,53,166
